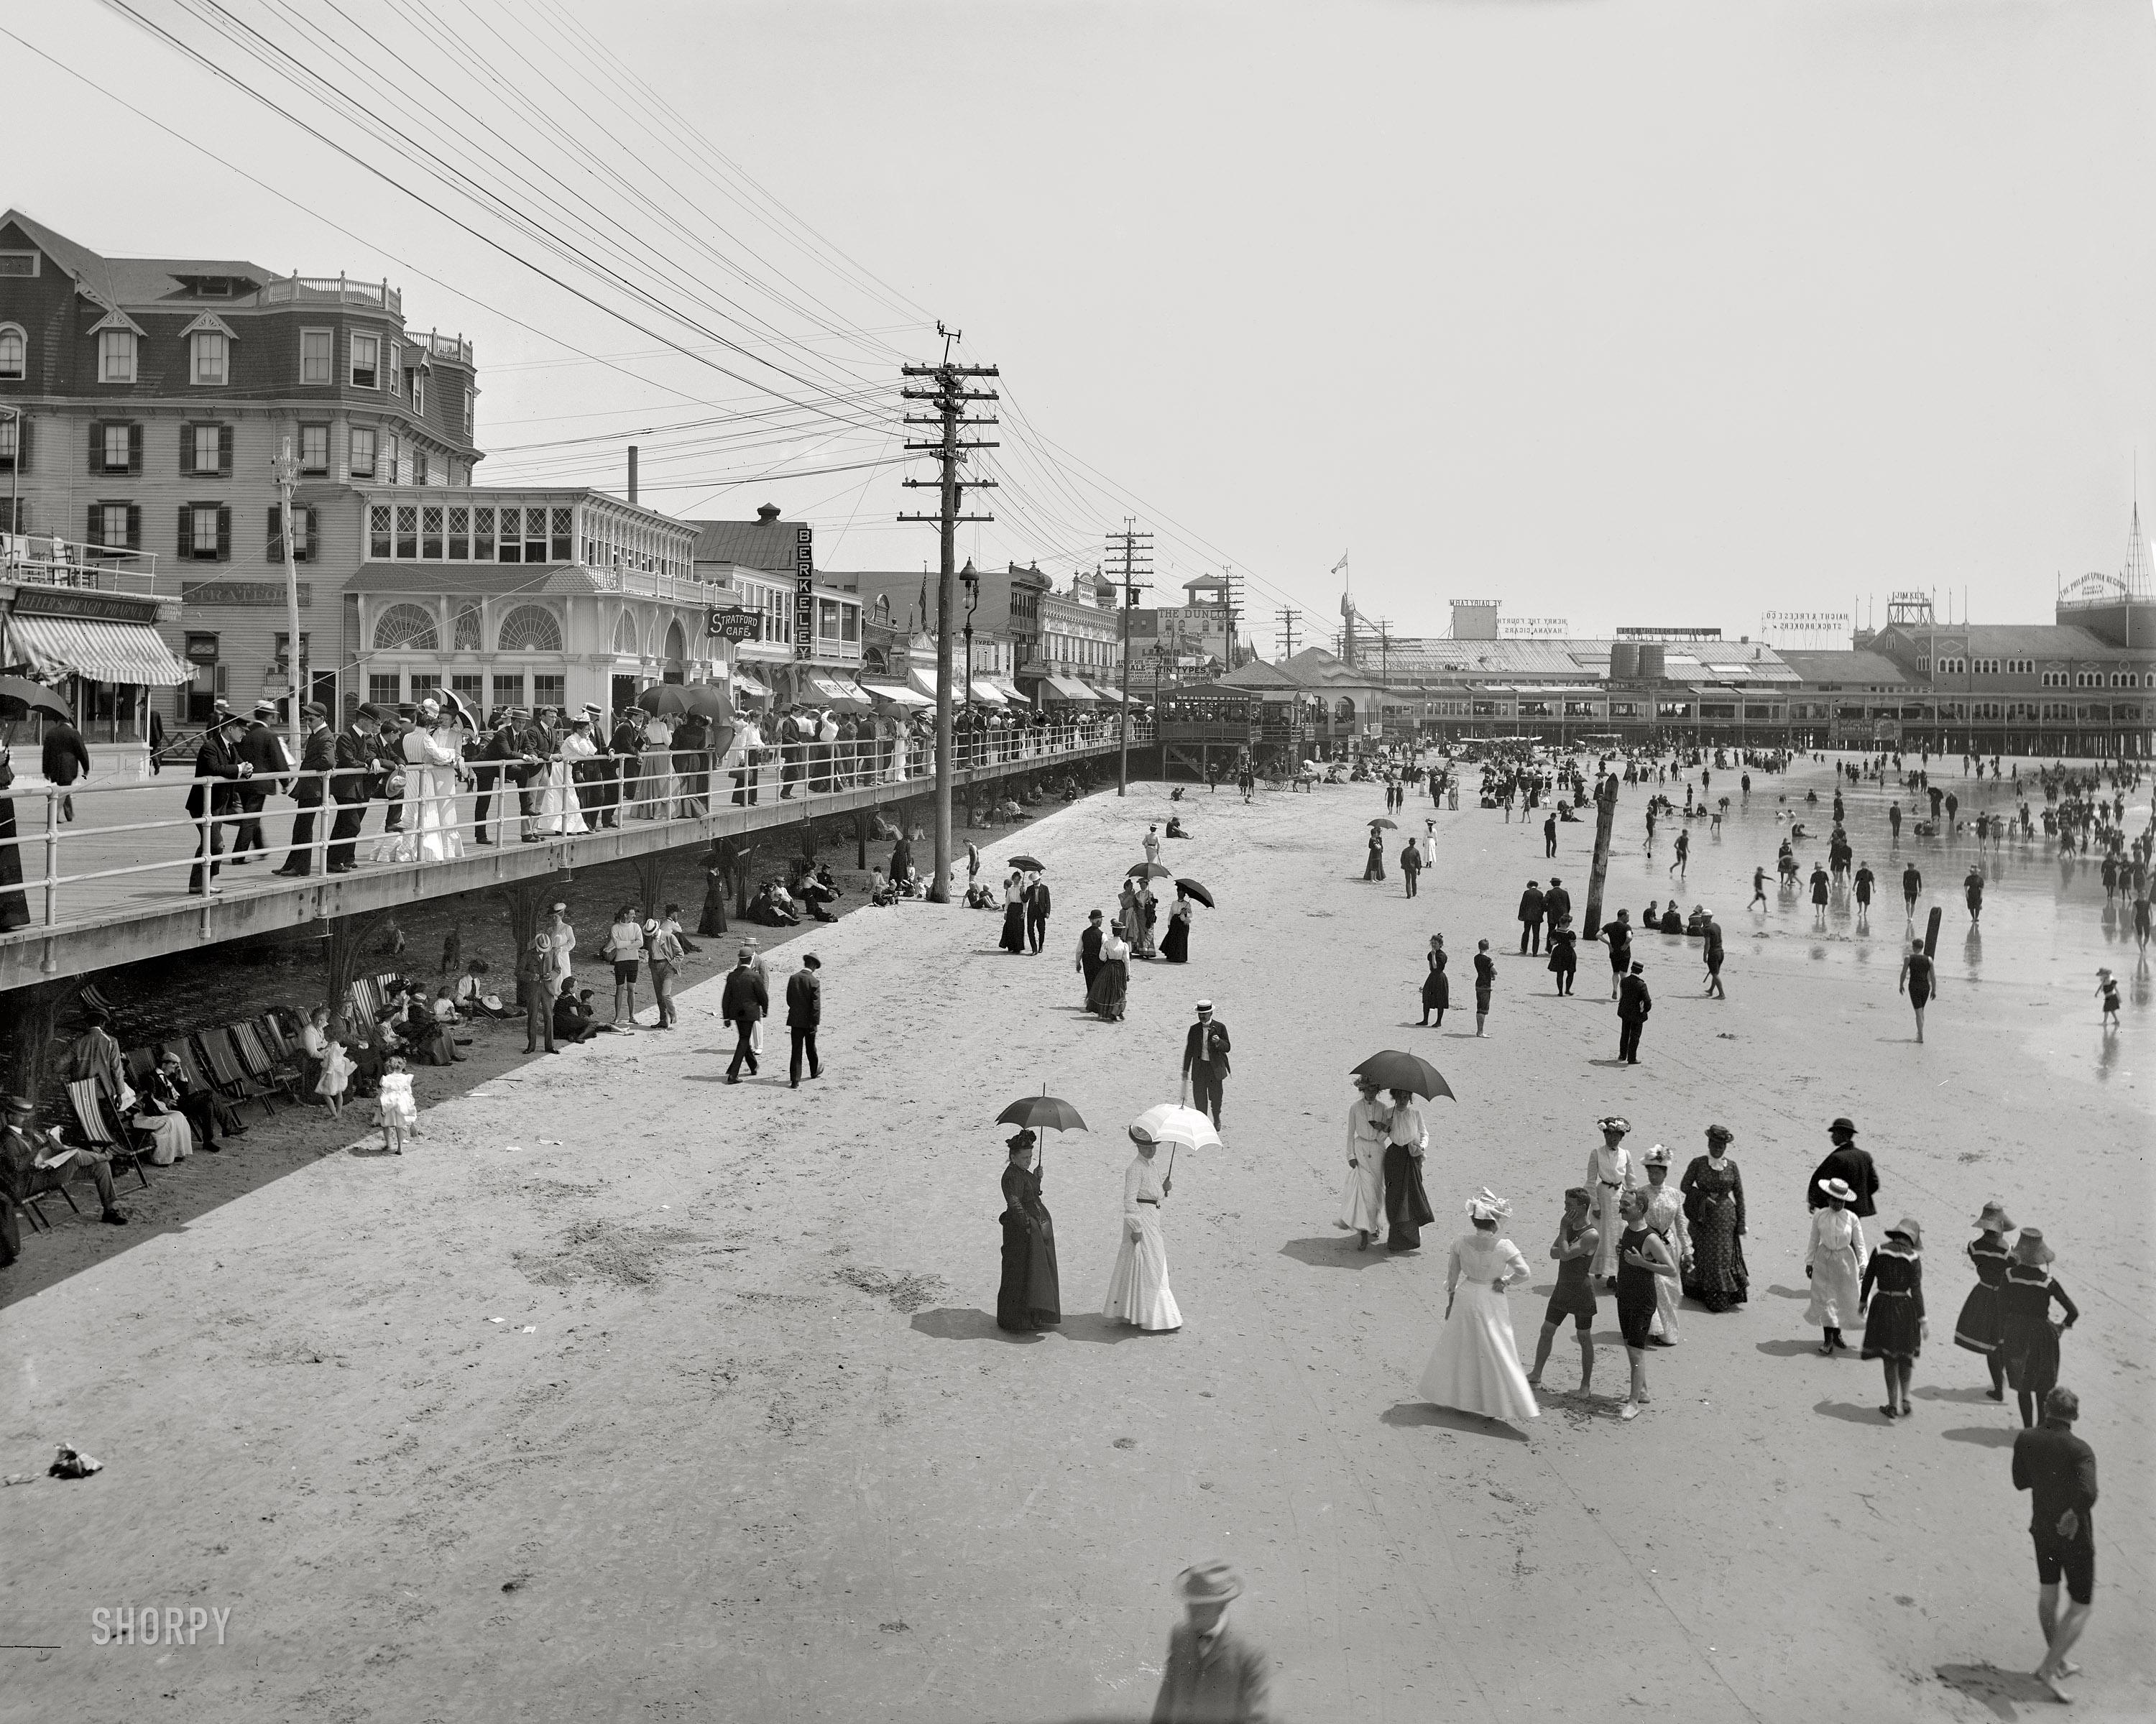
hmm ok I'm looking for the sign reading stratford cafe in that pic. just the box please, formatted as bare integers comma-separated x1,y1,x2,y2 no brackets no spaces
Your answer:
793,525,814,660
706,607,761,642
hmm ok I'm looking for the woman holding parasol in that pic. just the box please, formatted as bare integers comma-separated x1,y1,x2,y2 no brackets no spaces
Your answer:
1103,1107,1208,1332
993,1091,1077,1334
0,678,68,930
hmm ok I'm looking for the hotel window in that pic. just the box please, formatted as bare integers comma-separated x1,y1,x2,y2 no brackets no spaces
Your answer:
96,502,137,548
300,328,332,384
453,604,482,650
532,674,566,710
267,504,318,563
447,506,469,560
422,505,443,559
98,421,136,473
0,416,15,471
492,673,525,709
299,423,329,474
372,604,439,651
450,673,483,705
395,504,418,559
182,502,229,561
387,344,401,396
98,328,137,382
384,435,402,484
413,451,429,487
463,386,473,435
497,605,563,652
190,422,227,476
550,507,573,562
349,425,377,478
369,673,402,706
190,331,229,385
474,505,495,560
351,331,379,389
369,504,392,559
410,371,425,414
409,671,441,704
0,324,23,379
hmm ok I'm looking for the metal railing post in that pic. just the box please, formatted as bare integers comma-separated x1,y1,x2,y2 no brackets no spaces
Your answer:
41,786,59,926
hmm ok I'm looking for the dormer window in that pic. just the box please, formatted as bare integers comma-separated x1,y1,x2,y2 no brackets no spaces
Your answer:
195,277,234,298
190,330,229,385
98,328,137,383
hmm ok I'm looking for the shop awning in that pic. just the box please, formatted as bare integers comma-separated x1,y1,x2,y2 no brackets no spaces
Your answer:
860,678,931,707
801,670,870,711
7,614,191,686
1035,675,1098,704
729,668,771,699
968,678,1008,706
988,677,1025,704
825,674,873,708
1084,681,1132,704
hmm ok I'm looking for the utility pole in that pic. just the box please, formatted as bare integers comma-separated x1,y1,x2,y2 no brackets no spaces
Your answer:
270,437,304,766
1222,568,1245,670
1107,518,1153,795
1274,607,1301,660
898,325,998,903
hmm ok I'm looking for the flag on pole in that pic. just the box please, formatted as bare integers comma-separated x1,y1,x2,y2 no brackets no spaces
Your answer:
917,572,930,630
1330,552,1349,576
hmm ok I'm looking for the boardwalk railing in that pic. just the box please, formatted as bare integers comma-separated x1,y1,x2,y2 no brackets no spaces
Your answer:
0,719,1143,934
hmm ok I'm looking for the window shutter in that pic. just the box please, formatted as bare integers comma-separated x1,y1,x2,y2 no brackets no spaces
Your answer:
303,507,318,563
179,421,191,476
267,504,284,563
14,417,27,473
218,423,233,476
88,420,102,475
128,422,143,474
126,504,141,550
178,505,191,556
88,503,100,545
216,504,231,561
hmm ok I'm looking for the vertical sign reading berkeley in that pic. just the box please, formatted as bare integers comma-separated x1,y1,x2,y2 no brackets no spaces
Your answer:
793,526,814,659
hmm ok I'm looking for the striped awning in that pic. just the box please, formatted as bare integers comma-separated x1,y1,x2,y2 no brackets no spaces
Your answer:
1034,675,1098,704
968,678,1008,706
859,678,931,707
728,668,771,699
7,614,191,686
801,670,870,711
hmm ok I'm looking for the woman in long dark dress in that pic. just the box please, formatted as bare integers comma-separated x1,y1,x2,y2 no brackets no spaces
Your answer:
1859,1218,1926,1419
1160,890,1192,963
1087,927,1130,1021
1997,1229,2078,1427
998,871,1027,953
1679,1124,1749,1311
0,738,29,932
995,1130,1061,1331
1953,1202,2014,1401
1381,1089,1436,1252
699,840,734,939
1420,934,1449,1025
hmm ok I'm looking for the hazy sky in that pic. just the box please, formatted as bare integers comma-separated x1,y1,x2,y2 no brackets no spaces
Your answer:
10,0,2155,646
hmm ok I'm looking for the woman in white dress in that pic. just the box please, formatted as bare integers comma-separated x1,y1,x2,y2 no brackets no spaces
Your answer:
540,717,593,836
1338,1077,1389,1250
640,713,676,819
405,701,466,862
1803,1178,1869,1354
1103,1126,1182,1332
1417,1189,1539,1426
1585,1116,1640,1288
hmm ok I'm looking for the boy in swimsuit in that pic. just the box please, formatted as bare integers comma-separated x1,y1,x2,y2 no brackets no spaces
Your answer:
1526,1187,1599,1396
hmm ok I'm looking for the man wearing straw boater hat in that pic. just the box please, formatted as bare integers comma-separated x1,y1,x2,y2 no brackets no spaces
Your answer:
1149,1559,1271,1723
1180,1000,1231,1130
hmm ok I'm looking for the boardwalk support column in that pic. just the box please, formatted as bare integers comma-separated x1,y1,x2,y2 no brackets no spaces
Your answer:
1580,774,1621,941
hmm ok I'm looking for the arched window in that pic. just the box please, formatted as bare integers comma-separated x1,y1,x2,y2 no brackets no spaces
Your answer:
497,604,563,652
612,610,640,655
372,602,439,652
0,324,24,382
663,619,687,663
452,604,483,651
1333,696,1356,724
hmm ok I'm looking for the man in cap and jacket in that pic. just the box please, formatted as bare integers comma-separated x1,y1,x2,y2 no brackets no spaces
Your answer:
486,709,546,842
326,704,383,873
1806,1117,1879,1217
1518,880,1546,954
187,712,254,894
275,703,335,875
722,948,769,1082
1150,1559,1272,1723
1616,961,1652,1064
785,953,822,1088
229,699,292,864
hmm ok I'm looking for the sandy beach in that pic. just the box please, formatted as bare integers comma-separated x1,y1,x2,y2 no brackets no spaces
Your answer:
4,760,2151,1723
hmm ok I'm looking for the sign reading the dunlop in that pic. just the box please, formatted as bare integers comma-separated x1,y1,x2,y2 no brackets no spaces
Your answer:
706,607,762,642
793,526,814,660
181,581,314,609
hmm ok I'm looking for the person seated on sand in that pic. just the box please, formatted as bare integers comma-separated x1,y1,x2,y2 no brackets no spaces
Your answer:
964,879,998,911
553,979,602,1045
1165,815,1190,839
1659,904,1684,935
867,867,897,907
1685,905,1710,936
748,881,800,927
453,959,511,1019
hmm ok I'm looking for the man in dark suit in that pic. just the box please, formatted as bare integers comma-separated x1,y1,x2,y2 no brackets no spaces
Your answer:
1616,961,1652,1064
1149,1560,1271,1724
722,948,768,1082
1518,880,1547,955
1542,876,1571,946
1805,1117,1880,1217
1077,908,1105,1001
786,953,822,1087
275,702,334,875
1025,872,1051,954
486,708,545,842
1181,999,1231,1128
465,710,502,844
229,699,291,864
326,705,384,874
609,709,644,822
187,713,253,894
40,709,91,823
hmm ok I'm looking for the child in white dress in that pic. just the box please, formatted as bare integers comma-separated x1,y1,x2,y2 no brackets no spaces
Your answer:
376,1055,418,1154
316,1022,354,1119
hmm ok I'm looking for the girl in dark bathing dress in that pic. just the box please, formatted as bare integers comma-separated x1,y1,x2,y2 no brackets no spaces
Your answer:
996,1130,1061,1332
1997,1229,2078,1428
1860,1218,1926,1419
1420,934,1449,1026
1952,1202,2014,1401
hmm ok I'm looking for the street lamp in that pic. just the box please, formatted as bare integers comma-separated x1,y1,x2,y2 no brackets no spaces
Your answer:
959,558,980,763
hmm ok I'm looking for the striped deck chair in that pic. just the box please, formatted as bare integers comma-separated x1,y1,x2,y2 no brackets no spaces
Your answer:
256,1013,298,1063
346,977,386,1036
229,1021,299,1102
198,1028,277,1118
64,1078,151,1190
167,1041,245,1136
123,1046,157,1091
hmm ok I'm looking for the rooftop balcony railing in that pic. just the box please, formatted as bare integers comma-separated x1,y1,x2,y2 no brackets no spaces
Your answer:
0,534,162,597
256,275,403,316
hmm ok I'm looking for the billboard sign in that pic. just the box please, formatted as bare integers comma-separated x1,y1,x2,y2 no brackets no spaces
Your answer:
1761,609,1851,644
793,526,814,659
1499,616,1569,638
706,607,762,642
1616,626,1723,642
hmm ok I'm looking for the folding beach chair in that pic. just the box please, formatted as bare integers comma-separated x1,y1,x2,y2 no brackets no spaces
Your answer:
229,1020,300,1103
167,1041,246,1136
198,1028,276,1119
64,1078,151,1191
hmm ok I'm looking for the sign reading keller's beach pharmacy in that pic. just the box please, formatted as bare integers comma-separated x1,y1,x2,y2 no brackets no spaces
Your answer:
793,526,814,660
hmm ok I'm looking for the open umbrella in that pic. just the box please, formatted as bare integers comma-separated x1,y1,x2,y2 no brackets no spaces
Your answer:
1128,1102,1222,1181
996,1087,1087,1134
1173,877,1215,909
1008,855,1046,872
635,683,734,720
1126,861,1172,880
1368,817,1398,829
0,676,70,719
1350,1049,1456,1101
